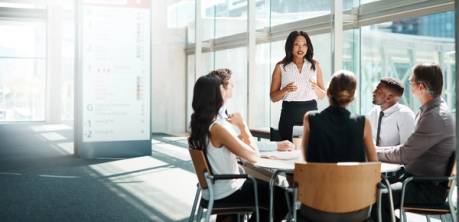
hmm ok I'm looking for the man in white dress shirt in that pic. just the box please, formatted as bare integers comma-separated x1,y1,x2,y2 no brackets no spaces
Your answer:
367,77,415,146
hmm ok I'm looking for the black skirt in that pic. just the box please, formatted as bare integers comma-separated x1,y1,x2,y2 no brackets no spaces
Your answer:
278,100,317,141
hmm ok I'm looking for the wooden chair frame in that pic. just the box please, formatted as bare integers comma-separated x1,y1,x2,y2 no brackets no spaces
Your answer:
291,162,386,222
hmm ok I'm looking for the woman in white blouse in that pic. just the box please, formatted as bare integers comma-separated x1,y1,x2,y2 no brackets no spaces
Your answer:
270,31,326,141
189,72,288,222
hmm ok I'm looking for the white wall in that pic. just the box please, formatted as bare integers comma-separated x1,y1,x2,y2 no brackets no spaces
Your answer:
151,0,187,134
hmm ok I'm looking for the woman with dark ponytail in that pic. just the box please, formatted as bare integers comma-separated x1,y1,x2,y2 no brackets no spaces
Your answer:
270,31,326,142
189,72,288,222
301,70,377,163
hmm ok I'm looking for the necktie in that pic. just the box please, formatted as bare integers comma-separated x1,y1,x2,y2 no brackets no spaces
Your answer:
376,111,384,146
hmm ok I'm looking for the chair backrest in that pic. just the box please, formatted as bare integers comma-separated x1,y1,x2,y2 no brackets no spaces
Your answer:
189,148,212,189
294,162,381,213
448,151,456,176
447,151,456,187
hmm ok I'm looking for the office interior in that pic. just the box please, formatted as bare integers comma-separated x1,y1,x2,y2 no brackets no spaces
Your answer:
0,0,457,221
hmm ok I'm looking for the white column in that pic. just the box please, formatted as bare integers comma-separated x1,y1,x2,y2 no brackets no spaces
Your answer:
247,0,256,126
331,0,343,72
195,0,202,77
46,0,63,123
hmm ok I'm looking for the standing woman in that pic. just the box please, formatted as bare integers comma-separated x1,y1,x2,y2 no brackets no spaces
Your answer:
270,31,326,141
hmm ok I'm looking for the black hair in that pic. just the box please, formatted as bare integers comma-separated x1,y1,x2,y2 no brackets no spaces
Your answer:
279,31,316,70
188,75,224,151
380,77,404,96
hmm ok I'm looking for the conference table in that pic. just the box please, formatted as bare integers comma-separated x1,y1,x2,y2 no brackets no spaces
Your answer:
241,150,402,222
243,150,402,183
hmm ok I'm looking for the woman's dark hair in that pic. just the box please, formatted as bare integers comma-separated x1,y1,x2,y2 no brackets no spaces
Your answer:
327,70,357,107
208,68,232,89
188,75,224,151
413,64,443,97
279,31,315,70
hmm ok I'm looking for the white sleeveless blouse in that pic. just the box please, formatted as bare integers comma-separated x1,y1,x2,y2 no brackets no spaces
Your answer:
280,59,318,101
202,118,245,200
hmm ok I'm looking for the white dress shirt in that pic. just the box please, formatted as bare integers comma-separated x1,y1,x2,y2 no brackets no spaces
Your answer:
367,103,415,146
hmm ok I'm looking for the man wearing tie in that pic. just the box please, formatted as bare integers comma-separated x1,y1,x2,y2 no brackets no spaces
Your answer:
372,64,456,222
367,77,415,146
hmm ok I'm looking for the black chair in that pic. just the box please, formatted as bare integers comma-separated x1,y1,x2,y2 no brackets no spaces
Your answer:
188,148,260,222
399,152,457,222
270,127,281,141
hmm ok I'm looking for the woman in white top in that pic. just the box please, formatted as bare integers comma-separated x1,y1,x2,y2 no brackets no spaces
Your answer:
270,31,326,141
189,72,288,222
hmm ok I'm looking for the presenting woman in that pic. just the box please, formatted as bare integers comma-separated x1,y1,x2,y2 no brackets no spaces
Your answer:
270,31,326,141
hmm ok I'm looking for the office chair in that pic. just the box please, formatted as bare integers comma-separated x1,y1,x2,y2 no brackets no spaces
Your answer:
188,148,260,222
292,162,386,222
399,152,457,222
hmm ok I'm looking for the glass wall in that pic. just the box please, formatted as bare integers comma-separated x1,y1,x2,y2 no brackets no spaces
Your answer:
60,2,75,121
0,21,46,121
215,47,248,118
360,11,456,114
186,0,456,131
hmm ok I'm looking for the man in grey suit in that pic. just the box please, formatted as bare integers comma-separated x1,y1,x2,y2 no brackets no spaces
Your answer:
372,64,456,222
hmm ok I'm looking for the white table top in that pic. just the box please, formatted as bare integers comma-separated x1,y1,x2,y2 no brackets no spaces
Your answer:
254,151,402,173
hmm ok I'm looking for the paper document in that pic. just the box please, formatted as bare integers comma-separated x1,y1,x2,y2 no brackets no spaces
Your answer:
254,158,295,170
260,150,301,160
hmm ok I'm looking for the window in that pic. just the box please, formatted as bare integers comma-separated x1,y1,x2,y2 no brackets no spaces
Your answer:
215,47,248,119
360,11,455,114
0,21,46,121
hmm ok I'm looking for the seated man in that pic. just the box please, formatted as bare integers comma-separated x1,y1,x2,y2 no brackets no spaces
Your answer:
373,64,455,221
367,77,415,146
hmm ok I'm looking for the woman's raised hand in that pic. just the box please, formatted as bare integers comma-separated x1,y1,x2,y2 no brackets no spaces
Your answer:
228,113,245,129
283,82,297,92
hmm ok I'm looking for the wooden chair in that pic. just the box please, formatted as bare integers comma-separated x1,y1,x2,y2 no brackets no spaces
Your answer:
292,162,382,222
399,152,457,222
188,148,260,222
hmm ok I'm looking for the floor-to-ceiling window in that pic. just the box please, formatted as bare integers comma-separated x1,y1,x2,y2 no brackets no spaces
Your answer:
360,11,455,114
186,0,455,131
0,20,46,121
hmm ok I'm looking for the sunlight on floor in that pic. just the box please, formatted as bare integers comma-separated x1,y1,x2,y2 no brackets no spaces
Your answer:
153,143,191,161
30,124,72,132
89,156,197,221
40,132,67,141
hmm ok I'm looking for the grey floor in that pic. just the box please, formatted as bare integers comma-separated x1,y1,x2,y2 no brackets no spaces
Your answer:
0,123,453,221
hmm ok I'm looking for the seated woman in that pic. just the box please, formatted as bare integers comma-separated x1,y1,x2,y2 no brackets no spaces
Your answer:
299,70,378,222
302,70,377,162
188,72,288,222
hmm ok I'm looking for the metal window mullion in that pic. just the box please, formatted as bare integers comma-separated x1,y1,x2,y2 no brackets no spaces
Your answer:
247,0,255,126
0,7,46,20
357,0,453,27
185,0,453,56
194,0,202,77
332,0,343,72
